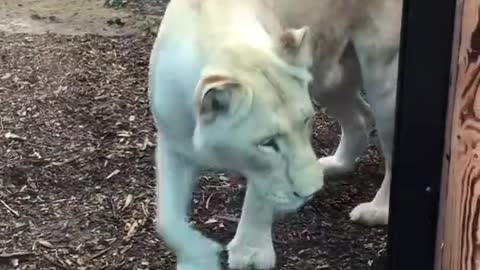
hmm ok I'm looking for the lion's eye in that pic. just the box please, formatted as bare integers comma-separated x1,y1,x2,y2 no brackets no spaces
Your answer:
260,138,280,152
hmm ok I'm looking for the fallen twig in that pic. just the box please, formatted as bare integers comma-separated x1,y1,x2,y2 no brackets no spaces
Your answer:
0,251,33,259
103,260,126,270
105,169,120,180
85,246,112,263
45,156,79,168
4,131,26,141
42,254,71,270
110,196,118,218
0,117,4,134
205,192,215,210
0,199,19,217
215,214,240,223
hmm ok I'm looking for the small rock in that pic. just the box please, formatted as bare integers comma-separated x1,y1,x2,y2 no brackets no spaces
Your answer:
30,14,44,20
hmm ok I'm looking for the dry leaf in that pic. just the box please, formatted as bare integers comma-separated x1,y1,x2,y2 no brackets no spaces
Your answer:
122,194,133,210
1,73,12,80
205,218,218,224
10,258,19,267
77,257,85,265
117,130,131,137
125,220,139,240
37,239,54,249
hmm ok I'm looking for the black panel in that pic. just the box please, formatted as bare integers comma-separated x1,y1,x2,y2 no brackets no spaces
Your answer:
386,0,458,270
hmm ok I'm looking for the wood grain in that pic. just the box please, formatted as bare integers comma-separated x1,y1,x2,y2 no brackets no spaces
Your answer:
438,0,480,269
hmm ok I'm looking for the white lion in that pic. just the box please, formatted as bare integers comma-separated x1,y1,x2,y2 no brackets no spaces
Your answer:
148,0,402,269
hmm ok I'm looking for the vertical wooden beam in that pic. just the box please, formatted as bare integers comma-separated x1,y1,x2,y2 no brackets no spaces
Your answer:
434,0,464,268
437,0,480,269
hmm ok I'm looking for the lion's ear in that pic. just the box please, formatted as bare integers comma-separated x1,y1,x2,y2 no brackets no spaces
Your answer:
195,73,242,123
277,26,313,67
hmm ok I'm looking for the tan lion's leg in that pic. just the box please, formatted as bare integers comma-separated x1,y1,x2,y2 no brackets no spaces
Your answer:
313,43,374,176
317,91,373,175
349,52,399,226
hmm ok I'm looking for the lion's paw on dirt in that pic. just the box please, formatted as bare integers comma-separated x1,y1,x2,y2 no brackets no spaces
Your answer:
177,257,222,270
176,239,223,270
349,202,389,226
227,238,276,269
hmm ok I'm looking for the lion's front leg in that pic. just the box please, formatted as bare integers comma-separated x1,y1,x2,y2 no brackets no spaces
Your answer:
228,185,276,270
155,141,223,270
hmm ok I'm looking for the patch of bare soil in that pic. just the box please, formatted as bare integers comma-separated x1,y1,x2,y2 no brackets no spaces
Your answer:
0,32,387,269
0,0,165,36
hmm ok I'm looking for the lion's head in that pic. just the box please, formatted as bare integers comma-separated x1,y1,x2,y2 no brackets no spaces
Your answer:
193,26,324,211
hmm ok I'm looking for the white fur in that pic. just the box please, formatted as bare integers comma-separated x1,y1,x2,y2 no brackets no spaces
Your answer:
227,187,276,269
149,0,402,269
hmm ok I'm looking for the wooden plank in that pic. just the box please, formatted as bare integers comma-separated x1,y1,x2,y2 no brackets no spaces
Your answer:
437,0,480,269
434,0,465,269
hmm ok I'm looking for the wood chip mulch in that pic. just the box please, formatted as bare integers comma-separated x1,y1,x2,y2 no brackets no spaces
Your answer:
0,31,387,270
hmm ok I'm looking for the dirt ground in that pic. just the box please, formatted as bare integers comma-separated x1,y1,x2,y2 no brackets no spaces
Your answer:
0,0,165,36
0,1,387,269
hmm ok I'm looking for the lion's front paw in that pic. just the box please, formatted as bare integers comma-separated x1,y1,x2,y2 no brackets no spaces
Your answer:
349,202,389,226
176,238,223,270
177,258,221,270
227,238,276,269
318,155,355,176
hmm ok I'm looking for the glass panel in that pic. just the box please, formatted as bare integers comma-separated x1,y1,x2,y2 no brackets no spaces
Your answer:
0,0,406,269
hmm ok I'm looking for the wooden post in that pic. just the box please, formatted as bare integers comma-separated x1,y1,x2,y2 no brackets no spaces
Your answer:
436,0,480,269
